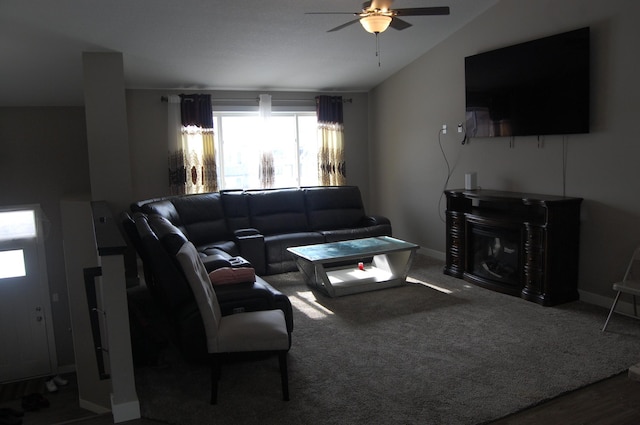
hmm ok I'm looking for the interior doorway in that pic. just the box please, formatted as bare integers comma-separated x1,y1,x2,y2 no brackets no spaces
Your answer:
0,205,57,383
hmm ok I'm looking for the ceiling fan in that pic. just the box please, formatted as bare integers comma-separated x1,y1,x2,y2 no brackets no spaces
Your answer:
307,0,450,34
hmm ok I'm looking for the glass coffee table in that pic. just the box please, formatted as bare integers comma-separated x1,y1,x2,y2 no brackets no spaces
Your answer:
287,236,419,297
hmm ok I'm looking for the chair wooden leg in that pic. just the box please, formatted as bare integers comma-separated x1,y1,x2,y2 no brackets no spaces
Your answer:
278,351,289,401
603,291,622,332
210,354,221,404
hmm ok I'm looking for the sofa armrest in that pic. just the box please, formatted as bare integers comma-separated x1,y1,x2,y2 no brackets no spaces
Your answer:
201,252,252,272
255,278,294,335
234,229,266,275
215,281,275,313
361,215,391,227
234,227,260,237
202,254,233,271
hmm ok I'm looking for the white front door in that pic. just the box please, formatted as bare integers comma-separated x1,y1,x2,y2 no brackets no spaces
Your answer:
0,206,56,383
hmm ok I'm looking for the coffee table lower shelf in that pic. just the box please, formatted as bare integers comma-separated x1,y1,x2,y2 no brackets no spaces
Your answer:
291,248,417,297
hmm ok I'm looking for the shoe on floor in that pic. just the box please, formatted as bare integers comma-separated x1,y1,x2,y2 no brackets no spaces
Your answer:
52,375,68,386
45,379,58,393
21,393,49,411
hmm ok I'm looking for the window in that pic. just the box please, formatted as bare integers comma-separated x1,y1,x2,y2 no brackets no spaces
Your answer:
213,112,318,190
0,249,26,279
0,209,36,279
0,210,36,241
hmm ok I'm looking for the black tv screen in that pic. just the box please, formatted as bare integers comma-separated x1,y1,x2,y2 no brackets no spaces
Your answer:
465,27,590,138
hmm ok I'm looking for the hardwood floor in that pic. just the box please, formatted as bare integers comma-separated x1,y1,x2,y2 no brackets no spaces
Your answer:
3,372,639,424
488,372,640,425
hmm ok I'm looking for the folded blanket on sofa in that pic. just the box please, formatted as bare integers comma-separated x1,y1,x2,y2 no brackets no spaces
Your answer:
208,267,256,286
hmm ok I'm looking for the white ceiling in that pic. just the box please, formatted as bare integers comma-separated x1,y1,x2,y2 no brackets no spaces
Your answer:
1,0,497,106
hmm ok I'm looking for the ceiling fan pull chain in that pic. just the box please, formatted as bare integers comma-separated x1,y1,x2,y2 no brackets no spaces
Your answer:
376,33,382,67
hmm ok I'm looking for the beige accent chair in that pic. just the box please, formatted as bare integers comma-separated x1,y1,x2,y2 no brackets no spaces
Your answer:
602,246,640,332
176,241,290,404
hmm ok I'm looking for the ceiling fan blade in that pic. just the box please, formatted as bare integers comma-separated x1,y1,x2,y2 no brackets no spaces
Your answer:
305,12,358,15
394,6,450,16
389,17,412,31
366,0,394,10
327,19,360,32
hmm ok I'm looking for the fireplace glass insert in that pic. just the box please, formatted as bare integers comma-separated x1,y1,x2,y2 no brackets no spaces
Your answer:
469,226,521,289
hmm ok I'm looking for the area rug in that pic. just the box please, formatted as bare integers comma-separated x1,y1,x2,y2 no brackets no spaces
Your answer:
134,254,640,425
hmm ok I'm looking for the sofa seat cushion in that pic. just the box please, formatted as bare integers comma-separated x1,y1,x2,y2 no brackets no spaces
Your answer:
200,247,250,272
264,232,324,274
198,240,239,257
321,225,393,243
215,277,294,335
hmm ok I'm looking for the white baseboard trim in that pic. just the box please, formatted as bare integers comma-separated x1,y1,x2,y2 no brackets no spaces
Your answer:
578,290,612,309
418,247,445,261
56,364,76,375
412,256,638,320
411,253,637,317
79,398,111,415
111,396,141,423
579,289,640,317
629,363,640,381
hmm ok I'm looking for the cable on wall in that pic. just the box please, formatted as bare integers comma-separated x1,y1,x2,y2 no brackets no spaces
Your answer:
437,128,453,223
562,135,568,197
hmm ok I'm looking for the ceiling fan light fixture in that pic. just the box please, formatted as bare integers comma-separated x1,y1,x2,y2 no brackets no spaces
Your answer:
359,15,392,34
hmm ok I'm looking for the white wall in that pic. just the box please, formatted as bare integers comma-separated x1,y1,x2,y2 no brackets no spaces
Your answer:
368,0,640,299
83,52,133,210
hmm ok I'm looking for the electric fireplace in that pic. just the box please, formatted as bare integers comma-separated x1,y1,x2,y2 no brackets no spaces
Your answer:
444,189,582,306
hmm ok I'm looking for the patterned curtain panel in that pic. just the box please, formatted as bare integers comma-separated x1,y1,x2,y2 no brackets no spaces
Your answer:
168,94,218,194
259,151,275,188
316,95,346,186
258,94,275,188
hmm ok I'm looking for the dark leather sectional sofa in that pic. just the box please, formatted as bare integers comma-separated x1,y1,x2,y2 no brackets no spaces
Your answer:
133,185,392,275
123,185,391,359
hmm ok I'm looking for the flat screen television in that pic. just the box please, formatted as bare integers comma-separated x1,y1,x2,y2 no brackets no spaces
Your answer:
465,27,590,138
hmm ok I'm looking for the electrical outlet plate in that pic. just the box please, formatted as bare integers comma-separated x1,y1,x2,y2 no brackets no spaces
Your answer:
442,124,447,134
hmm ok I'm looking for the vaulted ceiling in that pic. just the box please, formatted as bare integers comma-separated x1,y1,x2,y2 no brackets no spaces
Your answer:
1,0,497,106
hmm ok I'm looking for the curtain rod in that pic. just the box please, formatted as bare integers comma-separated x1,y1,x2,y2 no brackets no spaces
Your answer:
160,96,352,104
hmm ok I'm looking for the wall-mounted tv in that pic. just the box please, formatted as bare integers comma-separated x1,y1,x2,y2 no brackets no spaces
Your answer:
465,27,590,138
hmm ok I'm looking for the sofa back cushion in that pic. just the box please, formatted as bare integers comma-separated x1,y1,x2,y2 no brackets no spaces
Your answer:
137,199,187,235
220,190,251,232
304,186,365,230
247,188,309,235
170,193,231,247
135,214,193,311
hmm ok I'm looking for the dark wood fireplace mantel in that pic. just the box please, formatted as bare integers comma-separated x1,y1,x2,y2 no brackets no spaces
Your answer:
444,189,582,306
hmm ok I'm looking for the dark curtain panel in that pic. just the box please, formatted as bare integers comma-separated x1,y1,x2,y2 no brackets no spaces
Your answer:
316,95,346,186
180,94,214,128
315,95,344,124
